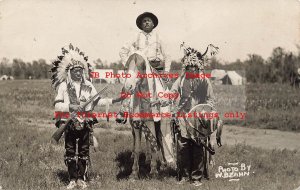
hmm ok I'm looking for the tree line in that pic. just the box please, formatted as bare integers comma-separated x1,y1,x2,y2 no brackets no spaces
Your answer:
0,58,51,79
1,46,299,83
171,46,300,84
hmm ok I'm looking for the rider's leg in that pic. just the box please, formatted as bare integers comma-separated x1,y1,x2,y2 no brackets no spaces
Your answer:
130,120,142,179
145,135,151,164
144,120,159,176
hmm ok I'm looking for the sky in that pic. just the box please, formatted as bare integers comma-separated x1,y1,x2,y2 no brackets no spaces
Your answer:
0,0,299,65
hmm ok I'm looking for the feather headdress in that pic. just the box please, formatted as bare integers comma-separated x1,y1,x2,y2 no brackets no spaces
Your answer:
51,43,92,89
180,42,219,70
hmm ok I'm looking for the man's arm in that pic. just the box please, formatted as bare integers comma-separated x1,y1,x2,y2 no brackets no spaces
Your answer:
158,35,171,72
54,82,69,112
205,78,216,110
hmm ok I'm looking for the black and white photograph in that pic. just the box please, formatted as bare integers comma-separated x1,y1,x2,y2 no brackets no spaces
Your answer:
0,0,299,189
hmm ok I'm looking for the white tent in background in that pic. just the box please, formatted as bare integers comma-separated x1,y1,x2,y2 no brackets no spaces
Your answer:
93,69,116,84
211,69,227,85
211,69,243,85
211,69,227,80
221,71,243,85
0,75,8,80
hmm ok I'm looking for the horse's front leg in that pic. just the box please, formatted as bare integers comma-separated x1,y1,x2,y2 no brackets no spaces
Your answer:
144,120,159,177
131,124,135,160
145,136,151,165
130,121,142,179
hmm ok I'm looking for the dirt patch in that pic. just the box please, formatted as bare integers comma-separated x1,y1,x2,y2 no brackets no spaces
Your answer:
94,124,300,151
25,116,299,151
222,125,300,150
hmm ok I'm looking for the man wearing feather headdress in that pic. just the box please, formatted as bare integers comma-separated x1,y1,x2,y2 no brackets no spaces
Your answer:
168,43,223,186
51,44,114,189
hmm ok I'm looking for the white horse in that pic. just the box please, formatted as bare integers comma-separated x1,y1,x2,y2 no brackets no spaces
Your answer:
120,53,172,179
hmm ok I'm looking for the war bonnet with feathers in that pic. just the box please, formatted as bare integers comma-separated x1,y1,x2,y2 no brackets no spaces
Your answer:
180,42,219,70
51,43,93,89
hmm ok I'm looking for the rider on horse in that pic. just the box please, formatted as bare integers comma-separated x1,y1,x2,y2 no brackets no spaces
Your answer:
119,12,171,75
119,12,171,176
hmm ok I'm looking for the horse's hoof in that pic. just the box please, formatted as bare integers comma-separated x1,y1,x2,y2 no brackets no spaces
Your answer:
204,175,210,180
145,153,151,162
128,172,139,181
160,162,167,171
128,177,136,182
149,171,159,179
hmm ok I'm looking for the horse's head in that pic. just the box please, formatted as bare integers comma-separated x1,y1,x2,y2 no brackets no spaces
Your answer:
123,53,146,95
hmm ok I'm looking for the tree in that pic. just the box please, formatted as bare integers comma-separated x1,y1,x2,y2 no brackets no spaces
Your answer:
12,59,22,79
267,47,285,83
207,57,222,70
25,62,33,79
32,60,42,79
245,54,265,83
0,57,10,76
94,58,104,69
38,59,50,79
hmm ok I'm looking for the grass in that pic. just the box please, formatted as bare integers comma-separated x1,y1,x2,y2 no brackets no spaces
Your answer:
0,80,299,189
0,116,299,189
245,83,300,131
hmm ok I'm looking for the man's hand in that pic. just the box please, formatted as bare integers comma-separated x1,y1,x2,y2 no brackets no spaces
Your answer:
112,97,124,104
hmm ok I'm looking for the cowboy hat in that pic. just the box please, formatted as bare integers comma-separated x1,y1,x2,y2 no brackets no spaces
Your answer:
136,12,158,30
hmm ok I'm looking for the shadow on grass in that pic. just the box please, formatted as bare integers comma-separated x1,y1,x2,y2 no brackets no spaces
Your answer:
115,150,177,180
54,169,69,185
54,164,100,183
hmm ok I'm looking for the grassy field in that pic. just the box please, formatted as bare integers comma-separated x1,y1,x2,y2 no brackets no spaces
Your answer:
245,83,300,131
0,80,299,190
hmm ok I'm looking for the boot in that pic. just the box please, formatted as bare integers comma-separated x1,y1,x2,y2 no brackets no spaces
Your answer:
65,157,77,182
66,180,77,189
78,157,89,181
77,179,88,189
